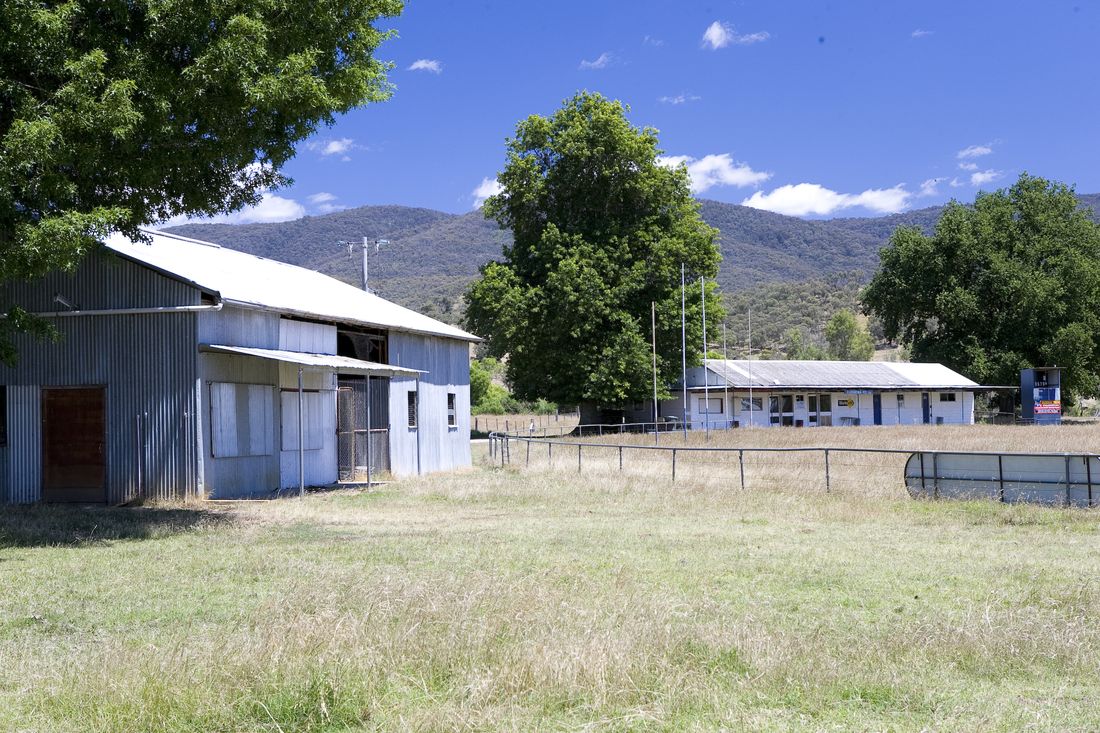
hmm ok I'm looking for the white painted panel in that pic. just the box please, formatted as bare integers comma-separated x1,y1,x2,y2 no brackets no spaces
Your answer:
248,385,274,455
278,319,336,355
210,382,239,457
279,389,337,488
281,391,324,451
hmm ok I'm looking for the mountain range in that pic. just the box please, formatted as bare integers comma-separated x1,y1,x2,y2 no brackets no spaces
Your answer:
165,193,1100,337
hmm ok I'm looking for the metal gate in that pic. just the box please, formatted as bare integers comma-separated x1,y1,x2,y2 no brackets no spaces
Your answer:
337,377,390,482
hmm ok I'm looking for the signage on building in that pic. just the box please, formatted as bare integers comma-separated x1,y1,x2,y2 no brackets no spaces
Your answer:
836,398,854,407
1034,387,1061,415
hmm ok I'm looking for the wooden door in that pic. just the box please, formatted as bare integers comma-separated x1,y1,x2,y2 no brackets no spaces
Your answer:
42,387,107,502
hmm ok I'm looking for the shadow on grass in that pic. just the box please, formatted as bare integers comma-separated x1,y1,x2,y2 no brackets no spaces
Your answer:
0,504,235,549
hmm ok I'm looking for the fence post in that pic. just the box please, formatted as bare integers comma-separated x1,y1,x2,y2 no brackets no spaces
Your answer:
1087,456,1094,508
998,454,1005,502
824,449,831,493
526,439,531,467
931,453,939,499
1065,455,1072,507
578,443,582,474
738,449,745,490
619,445,623,471
548,441,553,466
672,448,677,482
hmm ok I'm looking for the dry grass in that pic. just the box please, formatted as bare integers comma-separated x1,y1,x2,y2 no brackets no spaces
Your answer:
1,443,1099,731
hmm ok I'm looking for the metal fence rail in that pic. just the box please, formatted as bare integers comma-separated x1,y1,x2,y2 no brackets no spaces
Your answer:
487,421,1100,507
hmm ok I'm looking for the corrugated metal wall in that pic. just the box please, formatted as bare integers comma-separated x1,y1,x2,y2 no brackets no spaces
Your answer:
388,332,471,477
0,252,200,503
4,385,41,503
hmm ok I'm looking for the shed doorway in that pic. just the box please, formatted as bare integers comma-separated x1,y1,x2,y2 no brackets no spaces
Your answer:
337,376,390,481
42,387,107,503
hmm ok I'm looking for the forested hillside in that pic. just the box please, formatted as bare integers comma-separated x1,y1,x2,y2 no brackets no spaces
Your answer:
165,192,1100,340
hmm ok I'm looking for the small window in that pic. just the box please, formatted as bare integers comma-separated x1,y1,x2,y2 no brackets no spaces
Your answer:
897,393,905,404
407,390,418,428
939,393,957,402
819,394,832,412
697,397,723,414
0,385,6,446
781,395,794,413
769,396,780,414
795,395,805,404
447,392,457,427
740,397,763,412
808,395,818,413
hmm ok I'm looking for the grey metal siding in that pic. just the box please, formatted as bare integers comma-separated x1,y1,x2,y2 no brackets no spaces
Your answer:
5,385,41,503
197,306,280,349
0,252,200,503
388,333,471,476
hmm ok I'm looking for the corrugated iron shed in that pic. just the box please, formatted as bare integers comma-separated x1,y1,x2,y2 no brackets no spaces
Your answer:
696,359,981,390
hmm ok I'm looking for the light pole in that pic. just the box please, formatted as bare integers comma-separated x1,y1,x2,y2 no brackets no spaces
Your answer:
337,237,391,292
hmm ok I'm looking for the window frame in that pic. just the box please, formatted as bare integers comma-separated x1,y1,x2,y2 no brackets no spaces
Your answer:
447,392,457,427
407,390,418,428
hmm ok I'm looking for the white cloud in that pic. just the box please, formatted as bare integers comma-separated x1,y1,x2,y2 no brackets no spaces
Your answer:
970,169,1002,186
949,177,964,188
472,177,503,208
918,178,944,197
658,93,701,105
657,153,770,194
222,193,306,224
957,161,978,171
307,192,336,205
701,20,770,49
316,203,345,214
911,29,933,38
742,183,911,217
579,52,614,70
643,35,665,47
957,144,993,159
408,59,442,74
307,137,356,158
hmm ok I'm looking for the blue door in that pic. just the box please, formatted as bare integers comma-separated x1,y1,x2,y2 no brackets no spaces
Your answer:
921,392,931,424
872,394,882,425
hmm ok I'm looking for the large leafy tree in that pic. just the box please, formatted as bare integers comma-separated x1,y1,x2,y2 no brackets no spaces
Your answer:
465,92,723,408
0,0,401,362
863,174,1100,398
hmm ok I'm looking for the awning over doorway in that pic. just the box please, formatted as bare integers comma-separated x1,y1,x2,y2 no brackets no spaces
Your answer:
199,344,424,377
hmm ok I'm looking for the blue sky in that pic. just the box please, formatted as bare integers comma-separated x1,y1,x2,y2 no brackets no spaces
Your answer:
210,0,1100,223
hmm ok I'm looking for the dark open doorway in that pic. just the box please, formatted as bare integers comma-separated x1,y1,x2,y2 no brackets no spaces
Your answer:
42,387,107,503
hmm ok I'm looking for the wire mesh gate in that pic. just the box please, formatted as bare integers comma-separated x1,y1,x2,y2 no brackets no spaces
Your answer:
337,377,390,482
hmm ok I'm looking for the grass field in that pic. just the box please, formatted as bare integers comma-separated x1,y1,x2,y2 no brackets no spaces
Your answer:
2,428,1099,731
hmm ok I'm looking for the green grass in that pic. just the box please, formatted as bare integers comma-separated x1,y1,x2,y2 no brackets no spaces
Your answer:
1,467,1098,731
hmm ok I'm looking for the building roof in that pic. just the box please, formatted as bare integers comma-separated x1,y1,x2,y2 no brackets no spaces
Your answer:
106,229,479,342
199,345,424,377
694,359,981,390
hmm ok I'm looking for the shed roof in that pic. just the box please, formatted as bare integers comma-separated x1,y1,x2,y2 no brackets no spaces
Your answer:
695,359,981,390
199,345,423,376
106,230,479,342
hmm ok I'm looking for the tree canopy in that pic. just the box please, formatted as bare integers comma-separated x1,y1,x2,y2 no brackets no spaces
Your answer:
824,309,875,361
0,0,402,361
465,92,723,407
862,174,1100,398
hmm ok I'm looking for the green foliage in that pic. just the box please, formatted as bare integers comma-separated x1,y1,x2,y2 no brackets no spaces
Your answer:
783,328,827,360
470,357,495,407
0,0,402,363
863,174,1100,398
825,309,875,361
465,92,724,406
